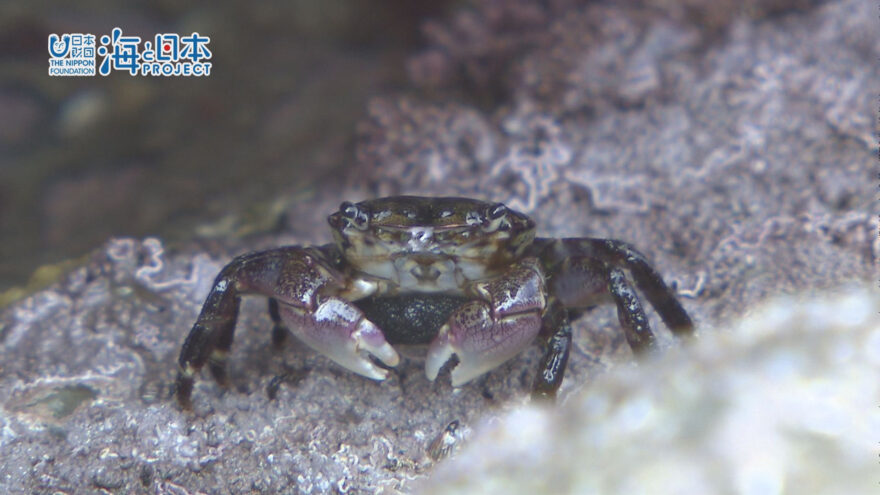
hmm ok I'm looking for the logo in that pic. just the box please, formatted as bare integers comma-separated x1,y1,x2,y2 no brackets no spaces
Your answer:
48,33,96,76
48,27,212,77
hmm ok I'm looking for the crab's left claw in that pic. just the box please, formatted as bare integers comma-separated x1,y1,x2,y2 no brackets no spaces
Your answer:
426,259,546,386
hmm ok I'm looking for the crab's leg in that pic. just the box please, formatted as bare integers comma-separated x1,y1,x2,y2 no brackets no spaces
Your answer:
538,238,694,337
177,253,248,406
425,258,546,386
268,298,288,348
176,245,399,409
531,297,572,401
606,266,656,353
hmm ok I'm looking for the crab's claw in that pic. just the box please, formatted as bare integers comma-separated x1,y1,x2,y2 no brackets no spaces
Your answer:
425,300,542,386
280,298,399,380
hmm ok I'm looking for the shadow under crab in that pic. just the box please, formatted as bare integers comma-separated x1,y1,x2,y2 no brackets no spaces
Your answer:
176,196,694,408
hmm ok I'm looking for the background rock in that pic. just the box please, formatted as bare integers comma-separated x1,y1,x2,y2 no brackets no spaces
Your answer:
0,0,441,294
0,0,875,493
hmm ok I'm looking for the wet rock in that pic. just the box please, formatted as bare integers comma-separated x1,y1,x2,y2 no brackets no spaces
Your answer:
0,87,45,148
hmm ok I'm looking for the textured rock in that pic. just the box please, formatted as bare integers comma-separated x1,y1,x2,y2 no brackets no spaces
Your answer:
358,0,874,322
0,0,874,493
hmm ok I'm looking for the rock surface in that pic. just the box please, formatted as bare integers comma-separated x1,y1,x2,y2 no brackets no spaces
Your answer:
0,0,874,493
418,288,880,494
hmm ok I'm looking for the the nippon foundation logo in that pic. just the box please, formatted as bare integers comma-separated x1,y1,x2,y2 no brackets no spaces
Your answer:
48,27,212,77
48,33,96,76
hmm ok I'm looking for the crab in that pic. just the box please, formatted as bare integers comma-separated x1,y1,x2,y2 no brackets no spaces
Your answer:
176,196,694,408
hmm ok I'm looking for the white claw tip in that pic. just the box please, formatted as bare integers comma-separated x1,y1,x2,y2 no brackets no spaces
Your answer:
425,344,455,382
376,342,400,367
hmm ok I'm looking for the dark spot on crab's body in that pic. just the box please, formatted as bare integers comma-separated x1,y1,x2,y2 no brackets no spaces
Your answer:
354,293,470,345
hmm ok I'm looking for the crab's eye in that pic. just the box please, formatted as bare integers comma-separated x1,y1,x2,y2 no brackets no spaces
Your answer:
339,201,369,229
488,203,508,220
340,201,358,217
479,202,511,232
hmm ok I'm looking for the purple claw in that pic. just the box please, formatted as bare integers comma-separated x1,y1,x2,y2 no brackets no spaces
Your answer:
280,297,399,380
425,300,542,386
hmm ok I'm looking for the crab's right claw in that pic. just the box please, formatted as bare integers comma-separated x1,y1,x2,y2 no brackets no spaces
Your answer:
425,300,542,386
278,297,399,380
